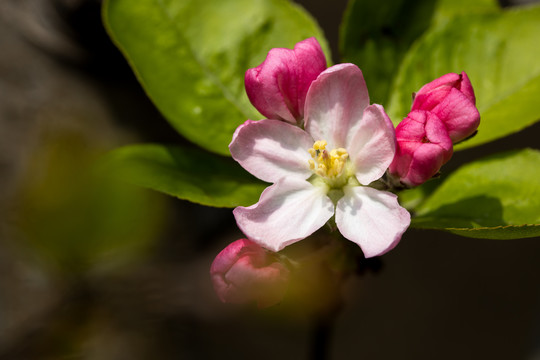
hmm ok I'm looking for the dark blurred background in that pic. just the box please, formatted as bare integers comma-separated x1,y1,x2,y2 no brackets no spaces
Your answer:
0,0,539,359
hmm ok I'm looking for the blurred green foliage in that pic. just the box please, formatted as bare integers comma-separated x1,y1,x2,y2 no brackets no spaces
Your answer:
15,131,167,275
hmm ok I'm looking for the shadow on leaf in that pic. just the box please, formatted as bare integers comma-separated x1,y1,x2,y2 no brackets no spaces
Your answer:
412,195,505,229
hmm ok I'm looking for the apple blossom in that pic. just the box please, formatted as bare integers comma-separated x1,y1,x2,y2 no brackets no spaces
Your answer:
230,64,410,258
245,37,327,125
411,72,480,143
388,110,453,187
210,239,290,308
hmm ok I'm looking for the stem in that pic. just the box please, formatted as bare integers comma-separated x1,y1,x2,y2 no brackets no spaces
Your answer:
309,308,338,360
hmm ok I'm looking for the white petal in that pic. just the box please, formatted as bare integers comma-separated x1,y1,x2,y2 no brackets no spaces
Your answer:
233,178,335,252
304,64,369,149
346,104,396,185
335,186,410,258
229,119,314,183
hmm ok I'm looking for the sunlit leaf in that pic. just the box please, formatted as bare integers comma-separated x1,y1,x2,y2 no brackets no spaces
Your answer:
411,148,540,239
103,0,329,155
102,144,267,208
387,5,540,150
339,0,498,105
433,0,499,23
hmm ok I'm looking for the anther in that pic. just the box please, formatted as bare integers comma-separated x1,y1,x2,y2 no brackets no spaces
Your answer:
307,140,349,179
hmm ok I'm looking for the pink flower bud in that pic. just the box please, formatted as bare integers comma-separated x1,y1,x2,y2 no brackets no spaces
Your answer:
210,239,290,308
245,37,327,125
389,110,453,187
411,72,480,143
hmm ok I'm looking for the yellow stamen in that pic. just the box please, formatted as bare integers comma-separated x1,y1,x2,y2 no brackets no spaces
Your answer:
313,140,327,151
307,140,349,179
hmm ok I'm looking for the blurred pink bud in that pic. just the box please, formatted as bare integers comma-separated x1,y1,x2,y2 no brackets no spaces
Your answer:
210,239,290,308
245,37,327,125
389,110,453,187
411,72,480,143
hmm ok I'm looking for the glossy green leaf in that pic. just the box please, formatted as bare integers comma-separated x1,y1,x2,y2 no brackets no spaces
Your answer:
339,0,498,105
102,144,267,208
387,5,540,150
411,148,540,239
103,0,329,156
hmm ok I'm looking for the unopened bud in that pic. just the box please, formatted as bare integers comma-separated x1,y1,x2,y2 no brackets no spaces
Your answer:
245,37,327,125
210,239,290,308
389,110,453,187
411,72,480,143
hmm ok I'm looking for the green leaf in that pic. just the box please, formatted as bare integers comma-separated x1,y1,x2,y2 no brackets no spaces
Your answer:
433,0,499,23
340,0,437,105
398,179,443,211
411,148,540,239
101,144,267,208
339,0,498,106
103,0,329,156
387,5,540,150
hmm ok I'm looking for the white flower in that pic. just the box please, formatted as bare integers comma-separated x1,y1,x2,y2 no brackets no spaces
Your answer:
230,64,410,258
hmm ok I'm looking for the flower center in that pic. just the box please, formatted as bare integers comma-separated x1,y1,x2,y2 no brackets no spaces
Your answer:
308,140,349,179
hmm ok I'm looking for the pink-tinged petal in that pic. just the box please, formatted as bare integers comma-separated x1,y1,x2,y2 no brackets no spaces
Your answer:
245,38,327,124
211,239,249,275
389,110,453,187
459,71,476,104
346,104,396,185
411,72,476,111
424,112,454,163
335,186,410,258
233,178,334,252
292,38,328,120
245,49,297,123
431,88,481,143
304,63,369,149
397,142,447,187
411,73,462,111
411,72,479,143
229,119,314,183
210,239,290,308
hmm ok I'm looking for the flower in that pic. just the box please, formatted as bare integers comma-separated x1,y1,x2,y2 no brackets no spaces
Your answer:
411,72,480,143
210,239,290,308
244,37,327,125
389,72,481,187
388,110,453,187
230,64,410,258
